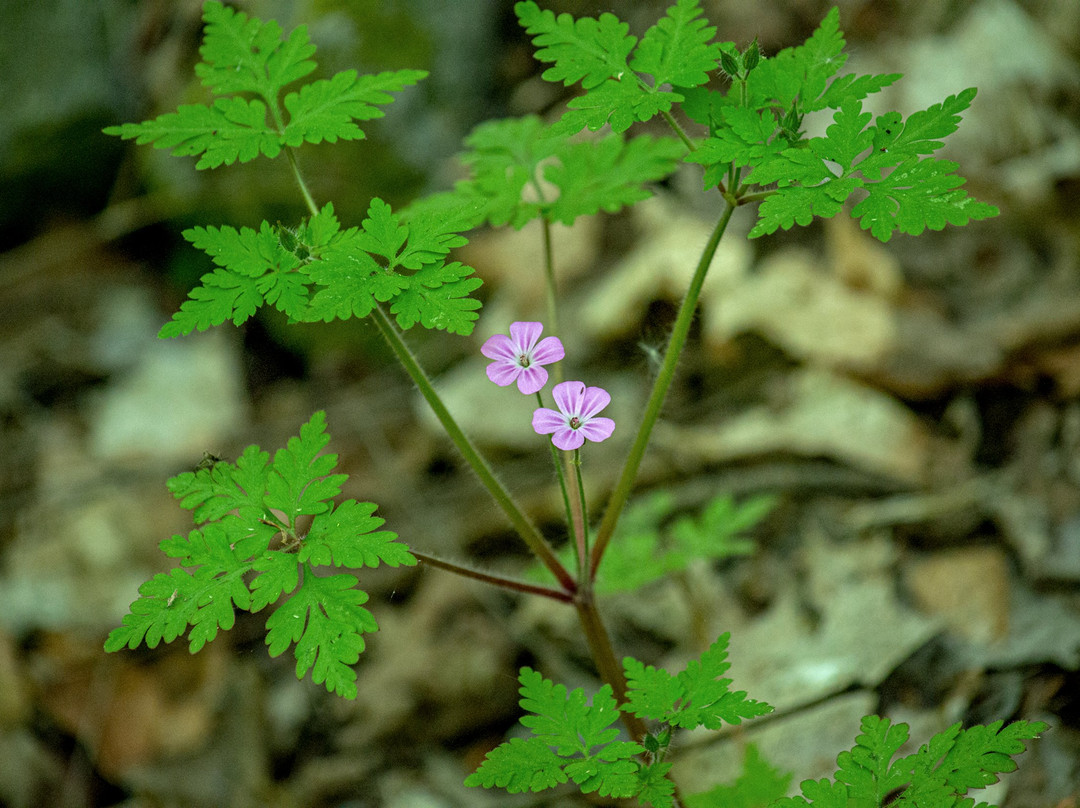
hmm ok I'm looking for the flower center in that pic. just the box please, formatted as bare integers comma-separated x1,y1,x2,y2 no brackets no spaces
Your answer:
518,355,531,368
568,416,581,429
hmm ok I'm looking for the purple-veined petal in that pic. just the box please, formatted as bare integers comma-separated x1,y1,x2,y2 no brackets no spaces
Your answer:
578,416,615,443
552,381,585,416
531,336,565,365
509,321,543,353
579,386,611,419
532,407,567,435
516,365,549,395
552,428,585,451
480,333,516,361
486,362,521,387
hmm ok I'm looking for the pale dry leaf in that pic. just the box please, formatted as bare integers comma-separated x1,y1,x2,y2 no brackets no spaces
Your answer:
656,368,934,485
707,248,897,370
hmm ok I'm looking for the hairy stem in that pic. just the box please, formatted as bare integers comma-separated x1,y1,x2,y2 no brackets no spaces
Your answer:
537,218,586,581
540,217,561,352
413,551,573,602
569,449,588,581
286,147,319,218
661,109,696,153
280,142,572,586
572,589,645,738
370,307,575,593
590,200,736,577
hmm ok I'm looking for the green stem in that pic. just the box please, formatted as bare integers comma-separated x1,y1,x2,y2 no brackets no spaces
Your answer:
572,590,686,808
572,590,646,739
540,217,561,350
370,307,575,593
412,550,573,603
590,200,737,577
738,189,775,204
286,147,319,217
661,110,696,153
569,449,588,581
539,392,577,574
536,219,588,580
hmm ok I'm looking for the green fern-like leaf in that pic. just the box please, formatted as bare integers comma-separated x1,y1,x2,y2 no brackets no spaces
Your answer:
281,68,427,146
516,0,724,135
463,738,567,793
105,1,425,167
673,7,995,243
105,99,283,170
515,1,637,90
105,411,416,699
194,1,316,97
303,198,483,335
161,200,481,337
630,0,723,88
546,135,685,224
624,633,773,730
465,667,648,800
266,571,375,699
159,220,309,337
447,115,682,230
773,715,1048,808
743,93,997,242
587,492,771,594
468,637,773,806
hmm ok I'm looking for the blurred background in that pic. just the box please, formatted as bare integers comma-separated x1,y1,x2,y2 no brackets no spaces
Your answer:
1,0,1078,805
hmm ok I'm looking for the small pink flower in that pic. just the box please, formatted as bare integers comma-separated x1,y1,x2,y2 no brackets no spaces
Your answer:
532,381,615,451
481,322,564,395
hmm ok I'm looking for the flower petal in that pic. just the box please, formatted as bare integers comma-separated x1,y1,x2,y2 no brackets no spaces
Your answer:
516,365,549,395
486,362,520,387
532,407,566,435
480,333,516,362
579,386,611,419
552,427,585,451
509,321,543,354
552,381,586,417
531,336,565,366
578,416,614,444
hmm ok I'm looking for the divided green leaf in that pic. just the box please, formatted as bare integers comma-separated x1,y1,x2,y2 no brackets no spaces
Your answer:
631,0,723,88
624,633,772,730
664,5,995,242
465,668,647,801
516,0,724,134
773,715,1047,808
743,92,998,242
515,1,637,90
590,491,772,594
446,115,682,230
104,412,416,699
160,200,482,337
467,635,773,806
105,1,425,168
194,1,316,98
303,198,482,335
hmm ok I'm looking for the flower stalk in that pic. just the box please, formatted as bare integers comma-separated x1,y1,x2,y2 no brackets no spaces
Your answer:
372,308,575,592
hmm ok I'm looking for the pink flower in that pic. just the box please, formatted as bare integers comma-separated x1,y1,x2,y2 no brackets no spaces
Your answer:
481,322,564,395
532,381,615,451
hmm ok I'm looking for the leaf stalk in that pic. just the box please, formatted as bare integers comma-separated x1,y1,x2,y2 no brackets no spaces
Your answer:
590,200,736,577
